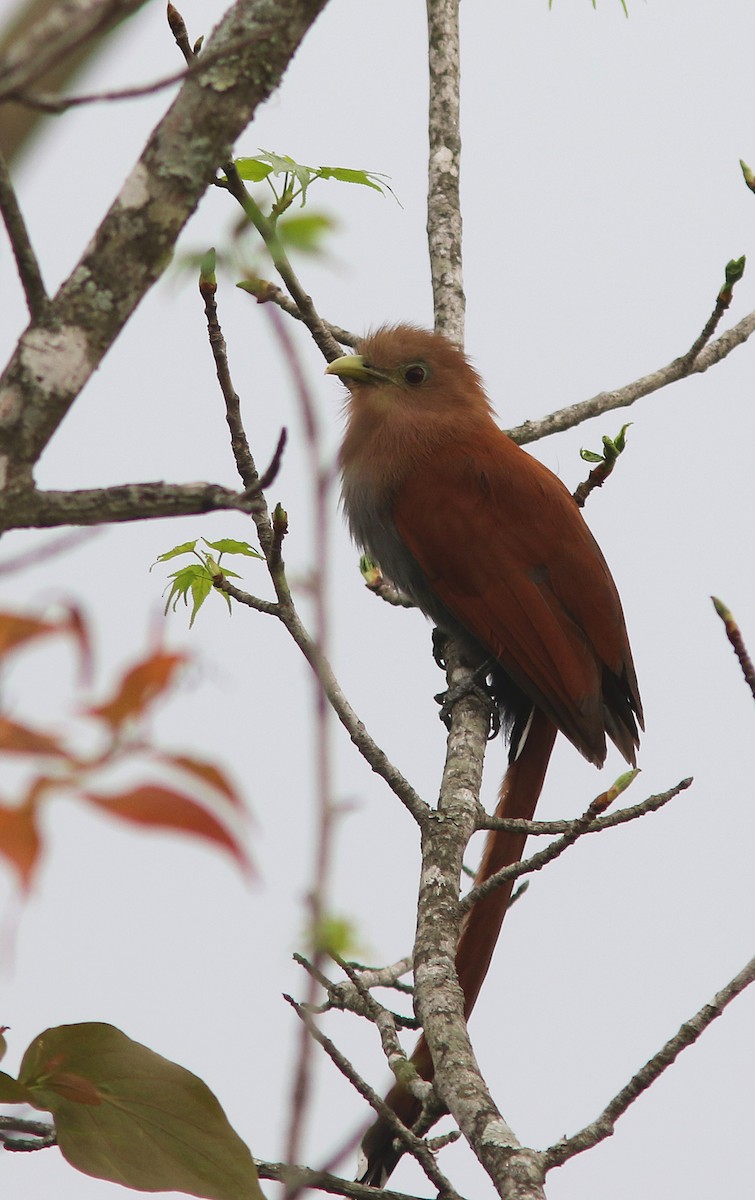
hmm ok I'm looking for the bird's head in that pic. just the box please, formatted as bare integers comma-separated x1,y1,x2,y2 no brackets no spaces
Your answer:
326,324,492,421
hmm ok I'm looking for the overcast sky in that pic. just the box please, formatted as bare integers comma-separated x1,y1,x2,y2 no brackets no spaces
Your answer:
1,2,754,1198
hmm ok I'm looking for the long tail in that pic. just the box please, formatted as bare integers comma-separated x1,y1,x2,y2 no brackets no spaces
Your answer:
358,710,557,1186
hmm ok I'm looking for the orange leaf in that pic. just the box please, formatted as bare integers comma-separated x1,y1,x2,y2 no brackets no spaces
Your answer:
158,753,245,810
0,799,41,890
84,786,251,873
0,717,70,758
0,612,60,660
87,651,187,731
58,602,93,686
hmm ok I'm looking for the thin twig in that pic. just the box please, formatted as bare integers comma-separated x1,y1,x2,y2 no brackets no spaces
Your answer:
0,149,48,318
256,1157,461,1200
199,268,261,491
220,163,342,363
477,778,692,836
678,260,745,368
712,597,755,701
0,527,100,576
461,792,618,915
544,953,755,1169
333,953,421,1064
284,995,462,1200
240,277,356,347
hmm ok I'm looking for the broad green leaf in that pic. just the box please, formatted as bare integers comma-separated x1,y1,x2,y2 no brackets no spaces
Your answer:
202,538,261,558
20,1023,262,1200
235,157,274,182
0,1069,35,1104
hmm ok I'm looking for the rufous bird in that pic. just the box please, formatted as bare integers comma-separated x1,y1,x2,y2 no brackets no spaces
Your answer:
326,324,643,1185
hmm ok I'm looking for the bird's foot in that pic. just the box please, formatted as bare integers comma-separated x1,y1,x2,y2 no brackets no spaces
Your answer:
434,666,501,739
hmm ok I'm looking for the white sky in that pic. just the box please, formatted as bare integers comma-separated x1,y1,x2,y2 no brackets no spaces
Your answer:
0,1,753,1198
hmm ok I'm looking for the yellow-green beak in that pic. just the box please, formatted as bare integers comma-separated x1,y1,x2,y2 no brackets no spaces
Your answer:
325,354,386,384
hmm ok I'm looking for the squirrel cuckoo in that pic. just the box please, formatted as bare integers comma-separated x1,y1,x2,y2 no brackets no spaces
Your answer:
326,324,643,1185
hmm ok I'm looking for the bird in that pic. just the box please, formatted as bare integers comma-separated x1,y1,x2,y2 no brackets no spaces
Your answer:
326,324,643,1185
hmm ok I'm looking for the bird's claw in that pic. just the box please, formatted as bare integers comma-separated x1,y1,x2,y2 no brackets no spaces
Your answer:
434,671,501,739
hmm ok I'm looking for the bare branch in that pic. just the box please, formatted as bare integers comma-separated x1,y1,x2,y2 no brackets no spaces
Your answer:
284,994,462,1200
0,0,331,490
0,481,258,531
0,0,149,101
0,148,47,317
216,577,428,824
240,277,356,348
257,1158,454,1200
426,0,464,343
477,778,692,837
0,527,100,575
460,792,611,916
199,265,262,492
545,953,755,1169
220,165,343,362
506,307,755,446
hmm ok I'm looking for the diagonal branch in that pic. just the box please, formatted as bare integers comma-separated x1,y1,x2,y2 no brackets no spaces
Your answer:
0,148,47,317
506,307,755,446
0,0,330,490
544,953,755,1169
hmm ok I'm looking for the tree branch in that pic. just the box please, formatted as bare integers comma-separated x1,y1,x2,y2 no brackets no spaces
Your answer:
506,307,755,447
0,148,47,317
544,953,755,1169
0,0,330,490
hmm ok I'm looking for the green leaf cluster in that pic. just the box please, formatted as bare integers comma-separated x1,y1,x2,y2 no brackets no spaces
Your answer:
580,422,632,466
154,538,262,627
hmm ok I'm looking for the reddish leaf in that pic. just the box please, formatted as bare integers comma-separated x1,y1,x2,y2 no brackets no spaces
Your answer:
84,786,251,872
0,799,41,889
159,753,246,810
0,717,70,758
0,612,60,660
58,602,94,685
42,1070,102,1105
19,1023,262,1200
87,651,187,731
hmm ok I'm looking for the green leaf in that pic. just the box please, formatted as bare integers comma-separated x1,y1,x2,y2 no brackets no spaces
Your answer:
740,159,755,193
153,540,198,565
199,248,217,285
0,1069,35,1104
317,165,388,194
235,157,274,182
202,538,262,558
724,255,746,286
278,212,337,254
579,448,605,463
19,1023,262,1200
163,563,208,615
310,913,360,958
189,573,214,627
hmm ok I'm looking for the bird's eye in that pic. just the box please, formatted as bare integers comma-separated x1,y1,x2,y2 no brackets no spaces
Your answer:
403,363,429,386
